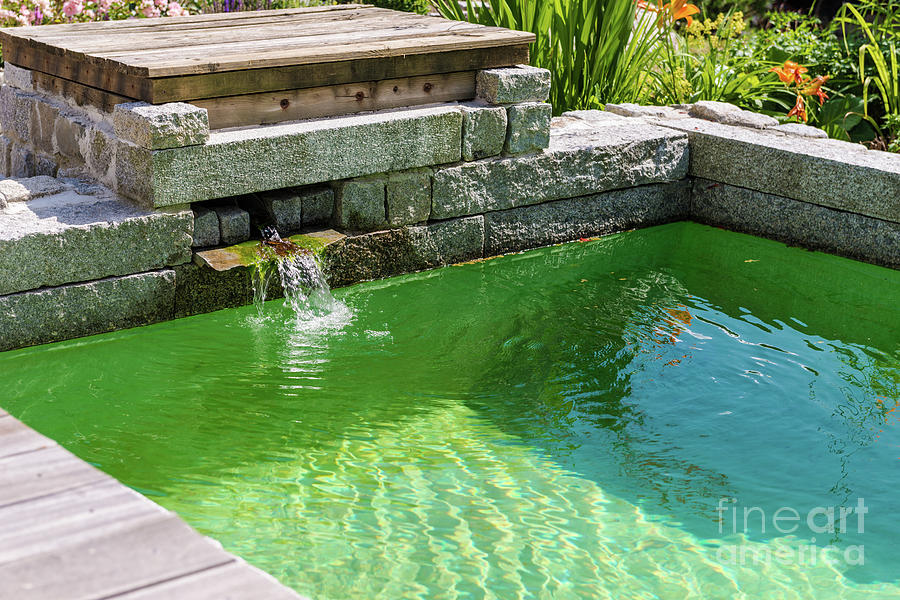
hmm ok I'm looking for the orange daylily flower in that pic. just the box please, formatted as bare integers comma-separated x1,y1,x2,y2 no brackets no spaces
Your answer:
801,75,830,105
787,95,808,122
770,61,808,85
662,0,699,25
638,0,699,26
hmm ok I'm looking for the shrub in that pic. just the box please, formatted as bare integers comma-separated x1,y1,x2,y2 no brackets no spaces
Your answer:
0,0,189,25
651,10,783,109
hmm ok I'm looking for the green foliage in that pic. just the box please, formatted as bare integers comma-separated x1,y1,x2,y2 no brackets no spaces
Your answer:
432,0,664,113
750,11,855,87
837,3,900,148
366,0,429,15
837,0,900,43
695,0,770,20
651,11,783,109
743,7,885,143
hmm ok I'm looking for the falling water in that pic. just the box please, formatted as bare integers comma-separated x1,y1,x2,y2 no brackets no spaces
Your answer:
250,230,347,321
274,251,344,319
252,259,276,315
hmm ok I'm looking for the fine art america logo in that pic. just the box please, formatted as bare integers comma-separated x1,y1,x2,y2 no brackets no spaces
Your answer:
714,498,867,566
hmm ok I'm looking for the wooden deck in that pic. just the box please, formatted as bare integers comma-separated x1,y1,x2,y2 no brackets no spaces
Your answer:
0,5,534,128
0,409,305,600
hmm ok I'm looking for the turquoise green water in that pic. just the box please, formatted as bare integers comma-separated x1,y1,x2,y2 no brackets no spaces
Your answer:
2,222,899,599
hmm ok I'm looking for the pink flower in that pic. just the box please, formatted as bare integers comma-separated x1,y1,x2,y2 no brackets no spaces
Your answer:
62,0,84,17
18,4,36,23
166,1,186,15
140,0,159,16
97,0,112,12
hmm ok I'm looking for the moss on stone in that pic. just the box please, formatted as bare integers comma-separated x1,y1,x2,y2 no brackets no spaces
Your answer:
221,234,327,267
286,233,328,254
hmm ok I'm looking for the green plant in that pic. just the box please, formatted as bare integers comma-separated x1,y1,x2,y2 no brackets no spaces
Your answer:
695,0,770,20
838,3,900,150
743,9,878,141
367,0,428,15
433,0,665,113
651,10,782,109
837,0,900,43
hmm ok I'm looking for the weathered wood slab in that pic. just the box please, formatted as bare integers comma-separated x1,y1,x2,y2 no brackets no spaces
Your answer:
0,445,108,507
116,561,306,600
0,416,55,459
0,414,305,598
0,480,165,564
0,514,234,600
0,5,534,103
32,69,133,112
194,71,476,129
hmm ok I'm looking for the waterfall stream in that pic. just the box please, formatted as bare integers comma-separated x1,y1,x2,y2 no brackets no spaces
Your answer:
251,232,346,320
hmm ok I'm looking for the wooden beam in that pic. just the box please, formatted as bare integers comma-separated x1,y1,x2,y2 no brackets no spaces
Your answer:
6,43,527,104
152,44,529,103
195,71,476,130
2,44,154,100
32,70,136,112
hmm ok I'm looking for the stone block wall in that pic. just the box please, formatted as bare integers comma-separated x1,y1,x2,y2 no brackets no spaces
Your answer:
0,64,554,211
0,69,898,352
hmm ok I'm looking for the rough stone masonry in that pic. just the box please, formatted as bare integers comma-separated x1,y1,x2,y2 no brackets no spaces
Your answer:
0,61,898,353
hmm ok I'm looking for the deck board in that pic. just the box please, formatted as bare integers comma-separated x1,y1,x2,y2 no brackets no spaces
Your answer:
0,411,306,599
0,445,109,507
0,5,533,102
0,480,164,564
115,562,304,600
0,417,55,459
31,9,422,52
194,70,476,129
0,514,234,600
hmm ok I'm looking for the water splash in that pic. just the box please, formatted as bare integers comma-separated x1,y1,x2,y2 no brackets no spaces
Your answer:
275,251,345,320
250,232,349,324
251,258,276,317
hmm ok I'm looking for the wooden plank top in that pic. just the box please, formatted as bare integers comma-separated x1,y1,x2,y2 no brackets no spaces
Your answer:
0,409,307,599
0,5,534,79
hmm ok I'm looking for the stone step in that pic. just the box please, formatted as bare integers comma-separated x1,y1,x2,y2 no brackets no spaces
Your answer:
604,103,900,224
0,271,175,352
431,111,689,220
0,179,192,296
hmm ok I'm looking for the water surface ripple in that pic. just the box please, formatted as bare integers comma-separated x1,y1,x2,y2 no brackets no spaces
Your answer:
2,223,898,599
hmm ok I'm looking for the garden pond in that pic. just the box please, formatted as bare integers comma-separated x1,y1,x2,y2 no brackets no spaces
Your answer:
2,222,898,599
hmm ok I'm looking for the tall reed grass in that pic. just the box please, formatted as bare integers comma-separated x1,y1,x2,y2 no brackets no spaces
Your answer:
433,0,662,113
